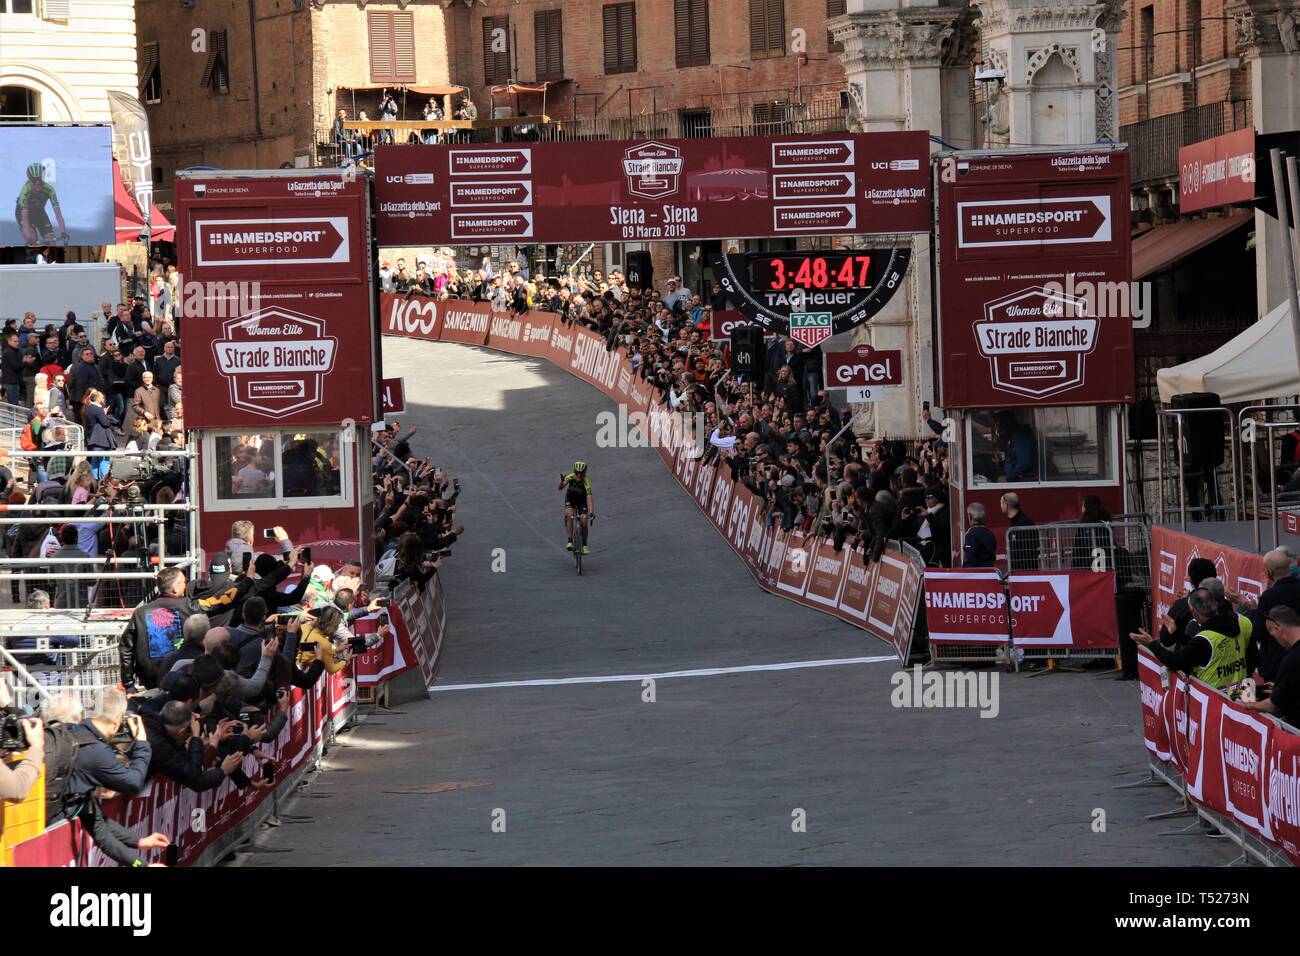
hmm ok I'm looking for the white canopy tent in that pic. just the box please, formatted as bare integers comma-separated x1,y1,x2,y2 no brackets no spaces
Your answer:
1157,300,1300,403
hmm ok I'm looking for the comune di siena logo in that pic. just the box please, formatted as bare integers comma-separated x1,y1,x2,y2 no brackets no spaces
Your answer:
50,886,152,936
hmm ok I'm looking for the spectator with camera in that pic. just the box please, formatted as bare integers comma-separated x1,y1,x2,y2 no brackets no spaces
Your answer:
142,700,246,792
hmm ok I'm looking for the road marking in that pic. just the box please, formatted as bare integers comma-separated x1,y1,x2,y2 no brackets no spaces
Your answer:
429,655,897,692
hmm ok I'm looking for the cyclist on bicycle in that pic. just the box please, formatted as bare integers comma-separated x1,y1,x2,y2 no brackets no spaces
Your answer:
15,163,69,247
558,460,595,554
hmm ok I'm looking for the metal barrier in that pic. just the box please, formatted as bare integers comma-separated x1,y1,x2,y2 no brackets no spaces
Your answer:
0,609,131,715
930,522,1147,668
0,419,84,484
1155,406,1238,529
1237,403,1300,552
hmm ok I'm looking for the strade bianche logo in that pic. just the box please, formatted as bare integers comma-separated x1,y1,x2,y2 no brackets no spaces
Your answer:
974,285,1098,399
622,141,684,200
213,307,338,418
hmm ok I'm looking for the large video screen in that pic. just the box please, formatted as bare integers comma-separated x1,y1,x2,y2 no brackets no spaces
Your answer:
0,124,115,247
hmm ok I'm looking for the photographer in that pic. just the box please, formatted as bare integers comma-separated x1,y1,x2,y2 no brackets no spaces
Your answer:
143,700,245,792
0,679,44,802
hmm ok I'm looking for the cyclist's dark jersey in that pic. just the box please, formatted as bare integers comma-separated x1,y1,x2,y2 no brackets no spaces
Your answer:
562,472,592,511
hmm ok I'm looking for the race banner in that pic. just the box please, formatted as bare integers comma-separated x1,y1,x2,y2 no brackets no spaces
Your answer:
935,150,1134,408
924,568,1118,648
1137,648,1300,864
1150,525,1265,634
375,132,931,245
175,172,379,428
380,299,924,661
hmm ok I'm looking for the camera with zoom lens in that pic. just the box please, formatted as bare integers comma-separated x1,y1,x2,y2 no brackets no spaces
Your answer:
0,706,31,751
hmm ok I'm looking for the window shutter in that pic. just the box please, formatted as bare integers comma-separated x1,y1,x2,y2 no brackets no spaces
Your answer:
603,6,619,73
393,12,416,82
483,16,510,84
765,0,784,53
139,42,159,97
535,9,562,81
619,4,636,71
827,0,845,50
201,30,227,87
676,0,709,67
369,12,395,83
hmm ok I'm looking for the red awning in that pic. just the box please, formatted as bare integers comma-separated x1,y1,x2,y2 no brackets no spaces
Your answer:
113,159,175,244
490,80,566,95
1132,209,1251,278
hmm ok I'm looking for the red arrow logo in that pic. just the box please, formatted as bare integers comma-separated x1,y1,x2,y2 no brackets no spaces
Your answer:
1008,579,1065,640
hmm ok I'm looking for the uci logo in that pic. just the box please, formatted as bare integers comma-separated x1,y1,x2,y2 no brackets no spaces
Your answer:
385,175,405,183
870,161,888,170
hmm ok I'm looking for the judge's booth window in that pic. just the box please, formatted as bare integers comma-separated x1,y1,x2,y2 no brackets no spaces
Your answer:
967,407,1114,486
207,429,348,509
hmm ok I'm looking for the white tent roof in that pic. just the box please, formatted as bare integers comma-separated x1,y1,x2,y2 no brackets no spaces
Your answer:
1157,300,1300,404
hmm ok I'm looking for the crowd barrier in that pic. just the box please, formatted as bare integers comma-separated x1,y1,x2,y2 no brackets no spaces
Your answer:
382,293,924,661
350,575,447,702
5,669,356,867
1151,525,1265,631
923,568,1120,663
1137,646,1300,866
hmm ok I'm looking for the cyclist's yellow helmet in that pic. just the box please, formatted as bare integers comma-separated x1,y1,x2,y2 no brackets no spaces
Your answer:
573,461,587,474
26,163,44,180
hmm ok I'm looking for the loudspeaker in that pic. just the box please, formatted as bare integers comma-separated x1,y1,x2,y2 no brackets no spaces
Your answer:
624,251,653,291
730,325,763,378
1170,392,1225,469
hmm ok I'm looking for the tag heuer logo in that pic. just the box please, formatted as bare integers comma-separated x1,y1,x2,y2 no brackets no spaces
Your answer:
789,312,832,347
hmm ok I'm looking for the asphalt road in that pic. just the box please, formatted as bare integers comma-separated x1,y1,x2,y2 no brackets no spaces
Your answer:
241,339,1231,866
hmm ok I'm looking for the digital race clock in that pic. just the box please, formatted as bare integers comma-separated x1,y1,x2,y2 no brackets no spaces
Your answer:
751,253,878,292
710,248,911,338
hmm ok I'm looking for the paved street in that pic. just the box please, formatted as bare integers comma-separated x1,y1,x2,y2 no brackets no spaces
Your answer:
242,339,1231,866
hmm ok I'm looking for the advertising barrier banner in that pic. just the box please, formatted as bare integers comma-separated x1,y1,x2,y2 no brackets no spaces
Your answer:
374,132,931,246
381,291,924,661
175,172,379,429
1136,648,1300,864
935,151,1134,408
1149,525,1265,635
923,568,1118,648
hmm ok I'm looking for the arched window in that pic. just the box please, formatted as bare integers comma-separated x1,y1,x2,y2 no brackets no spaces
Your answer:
0,85,40,121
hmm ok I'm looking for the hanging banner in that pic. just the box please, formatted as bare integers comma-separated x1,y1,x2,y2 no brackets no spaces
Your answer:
107,90,154,242
935,151,1135,408
175,171,379,428
374,132,931,245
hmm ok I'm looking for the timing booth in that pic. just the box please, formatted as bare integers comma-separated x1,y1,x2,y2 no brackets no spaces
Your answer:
174,169,381,570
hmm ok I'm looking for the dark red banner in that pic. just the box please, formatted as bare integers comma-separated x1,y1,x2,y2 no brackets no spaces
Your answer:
923,568,1118,648
374,132,931,245
1179,128,1256,213
175,172,379,428
936,151,1134,408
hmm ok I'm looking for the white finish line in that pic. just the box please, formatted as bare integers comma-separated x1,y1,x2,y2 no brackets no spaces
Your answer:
429,655,897,692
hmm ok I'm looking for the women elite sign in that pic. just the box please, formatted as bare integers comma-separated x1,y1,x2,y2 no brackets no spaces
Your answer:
935,151,1135,408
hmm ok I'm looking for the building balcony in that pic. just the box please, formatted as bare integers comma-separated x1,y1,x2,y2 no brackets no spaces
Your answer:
1120,100,1251,186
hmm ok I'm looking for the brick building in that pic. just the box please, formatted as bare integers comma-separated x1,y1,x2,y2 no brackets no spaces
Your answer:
136,0,851,279
1114,0,1256,413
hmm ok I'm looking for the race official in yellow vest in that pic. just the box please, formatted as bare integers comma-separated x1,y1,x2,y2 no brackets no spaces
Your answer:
1131,584,1249,690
